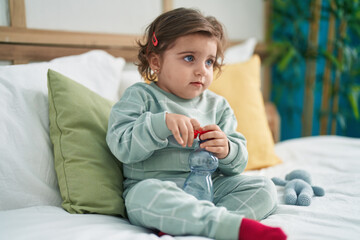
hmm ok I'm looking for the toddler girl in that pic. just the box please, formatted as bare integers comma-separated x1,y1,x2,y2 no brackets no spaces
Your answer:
107,7,286,240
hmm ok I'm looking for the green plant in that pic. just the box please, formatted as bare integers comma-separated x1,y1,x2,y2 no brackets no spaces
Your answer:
265,0,360,138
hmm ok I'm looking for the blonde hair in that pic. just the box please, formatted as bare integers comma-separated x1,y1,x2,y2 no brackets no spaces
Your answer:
137,8,226,81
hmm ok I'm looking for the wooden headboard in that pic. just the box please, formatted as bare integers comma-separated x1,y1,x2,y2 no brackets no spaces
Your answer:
0,26,141,64
0,26,267,63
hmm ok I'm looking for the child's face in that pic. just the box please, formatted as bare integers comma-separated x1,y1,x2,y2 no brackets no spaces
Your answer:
155,34,217,99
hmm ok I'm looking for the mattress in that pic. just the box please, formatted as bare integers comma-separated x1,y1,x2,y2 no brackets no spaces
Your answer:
247,135,360,240
1,136,359,240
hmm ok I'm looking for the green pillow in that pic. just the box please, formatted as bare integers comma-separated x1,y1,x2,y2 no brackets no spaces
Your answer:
48,69,126,218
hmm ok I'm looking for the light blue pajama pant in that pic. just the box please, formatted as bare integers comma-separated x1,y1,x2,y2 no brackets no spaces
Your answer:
125,174,278,240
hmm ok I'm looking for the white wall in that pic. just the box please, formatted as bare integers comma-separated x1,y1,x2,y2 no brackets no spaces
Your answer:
0,0,264,41
174,0,265,41
0,0,9,27
24,0,162,34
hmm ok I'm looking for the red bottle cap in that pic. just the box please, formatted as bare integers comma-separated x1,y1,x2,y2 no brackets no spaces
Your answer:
194,130,210,138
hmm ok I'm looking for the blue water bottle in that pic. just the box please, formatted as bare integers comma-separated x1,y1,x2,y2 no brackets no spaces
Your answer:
183,130,219,201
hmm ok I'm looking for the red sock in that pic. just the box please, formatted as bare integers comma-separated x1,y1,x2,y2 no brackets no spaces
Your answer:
239,218,287,240
158,231,170,237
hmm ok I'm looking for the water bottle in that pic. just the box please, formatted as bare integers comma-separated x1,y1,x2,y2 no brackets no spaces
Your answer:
183,130,219,201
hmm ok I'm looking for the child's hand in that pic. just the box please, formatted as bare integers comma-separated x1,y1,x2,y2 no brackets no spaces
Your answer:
199,125,229,159
165,113,201,147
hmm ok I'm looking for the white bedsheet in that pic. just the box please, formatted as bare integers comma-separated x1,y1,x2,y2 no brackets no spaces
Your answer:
1,136,359,240
248,136,360,240
0,206,209,240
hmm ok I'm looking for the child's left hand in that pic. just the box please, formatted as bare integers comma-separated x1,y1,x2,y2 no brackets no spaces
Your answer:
198,125,229,159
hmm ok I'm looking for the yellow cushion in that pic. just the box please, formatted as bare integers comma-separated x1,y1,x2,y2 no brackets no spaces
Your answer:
209,55,282,170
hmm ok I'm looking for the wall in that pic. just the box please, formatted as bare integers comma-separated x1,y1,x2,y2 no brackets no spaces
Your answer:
0,0,8,26
174,0,265,41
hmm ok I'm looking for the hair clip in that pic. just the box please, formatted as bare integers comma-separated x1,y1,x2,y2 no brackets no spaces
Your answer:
152,32,158,46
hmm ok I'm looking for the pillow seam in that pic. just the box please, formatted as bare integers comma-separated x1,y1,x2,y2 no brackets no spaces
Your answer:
48,73,74,211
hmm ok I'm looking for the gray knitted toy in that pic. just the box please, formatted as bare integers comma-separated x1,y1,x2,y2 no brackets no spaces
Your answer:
271,169,325,206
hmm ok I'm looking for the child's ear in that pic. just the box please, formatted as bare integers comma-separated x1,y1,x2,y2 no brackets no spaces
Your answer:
148,53,161,72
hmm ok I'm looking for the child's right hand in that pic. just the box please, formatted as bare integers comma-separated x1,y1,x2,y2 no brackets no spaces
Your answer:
165,113,201,147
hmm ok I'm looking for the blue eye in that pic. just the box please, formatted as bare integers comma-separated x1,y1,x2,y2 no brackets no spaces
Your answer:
206,59,214,67
184,55,194,62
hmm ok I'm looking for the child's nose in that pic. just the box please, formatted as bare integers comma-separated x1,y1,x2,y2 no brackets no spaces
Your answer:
194,62,207,76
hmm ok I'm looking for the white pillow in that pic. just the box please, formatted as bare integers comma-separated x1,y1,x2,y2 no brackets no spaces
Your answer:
0,50,125,210
224,37,257,64
119,69,143,97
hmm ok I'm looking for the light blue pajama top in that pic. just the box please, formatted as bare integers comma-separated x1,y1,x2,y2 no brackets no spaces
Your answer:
106,82,248,194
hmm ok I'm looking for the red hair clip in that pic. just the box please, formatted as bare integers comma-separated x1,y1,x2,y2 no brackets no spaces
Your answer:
152,32,158,46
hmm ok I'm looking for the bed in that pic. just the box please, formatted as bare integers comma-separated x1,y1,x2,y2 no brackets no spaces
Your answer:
1,134,359,240
1,10,360,240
